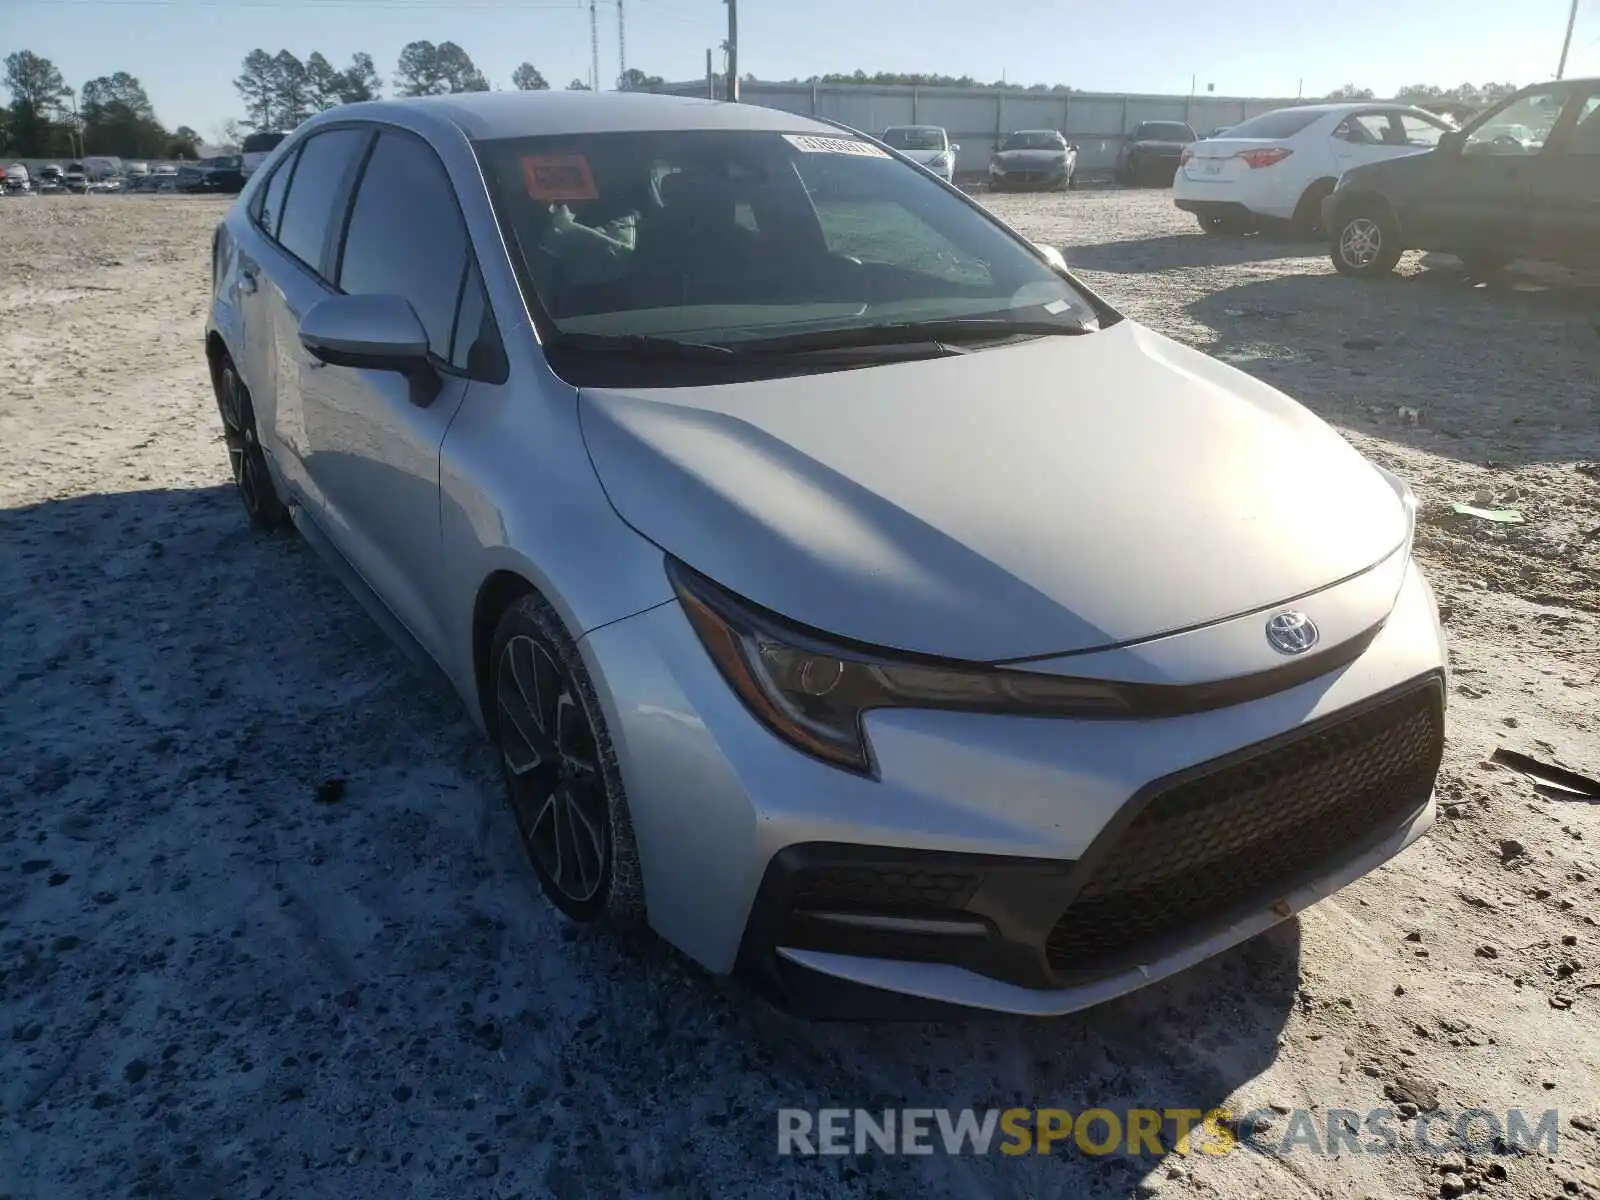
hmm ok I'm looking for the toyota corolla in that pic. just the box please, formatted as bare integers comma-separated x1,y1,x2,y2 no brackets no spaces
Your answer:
204,92,1448,1018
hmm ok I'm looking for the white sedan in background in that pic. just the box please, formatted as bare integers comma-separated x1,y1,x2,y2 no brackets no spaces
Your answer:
879,125,958,183
1172,102,1457,237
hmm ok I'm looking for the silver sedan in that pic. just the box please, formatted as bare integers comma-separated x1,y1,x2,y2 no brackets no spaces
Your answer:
205,91,1448,1018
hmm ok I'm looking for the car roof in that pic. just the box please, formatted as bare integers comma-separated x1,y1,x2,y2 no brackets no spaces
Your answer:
327,91,845,141
1245,102,1439,117
1007,128,1064,135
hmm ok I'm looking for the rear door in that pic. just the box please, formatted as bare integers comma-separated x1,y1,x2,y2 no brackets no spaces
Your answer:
297,127,502,655
252,125,374,506
236,147,300,443
1524,89,1600,268
1331,111,1411,174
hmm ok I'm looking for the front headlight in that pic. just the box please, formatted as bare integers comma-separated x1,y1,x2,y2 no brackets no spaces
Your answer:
668,559,1131,774
1373,463,1419,553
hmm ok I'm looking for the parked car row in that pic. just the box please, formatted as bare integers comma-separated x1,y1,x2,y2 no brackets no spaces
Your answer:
1167,78,1600,279
0,156,249,196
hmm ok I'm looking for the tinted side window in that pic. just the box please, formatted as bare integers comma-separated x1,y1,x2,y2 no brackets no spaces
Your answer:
337,131,469,359
256,150,298,237
275,128,370,275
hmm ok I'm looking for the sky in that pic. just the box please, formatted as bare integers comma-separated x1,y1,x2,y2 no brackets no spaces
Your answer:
3,0,1597,139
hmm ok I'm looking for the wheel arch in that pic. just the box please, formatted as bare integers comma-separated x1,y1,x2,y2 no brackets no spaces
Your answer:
1328,187,1403,239
205,329,232,393
471,568,543,727
1296,175,1339,213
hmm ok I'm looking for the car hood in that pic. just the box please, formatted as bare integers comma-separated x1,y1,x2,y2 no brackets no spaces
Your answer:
577,322,1407,662
1131,140,1191,153
993,148,1067,167
896,148,949,164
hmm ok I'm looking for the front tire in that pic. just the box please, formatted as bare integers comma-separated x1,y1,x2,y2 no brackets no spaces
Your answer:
214,361,288,530
1331,207,1403,278
488,594,644,927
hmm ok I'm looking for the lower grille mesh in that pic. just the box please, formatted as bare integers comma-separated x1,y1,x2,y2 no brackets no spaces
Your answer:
1046,684,1444,975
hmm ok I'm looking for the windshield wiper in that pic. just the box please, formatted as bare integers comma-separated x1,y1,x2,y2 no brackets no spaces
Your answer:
731,317,1096,356
542,331,739,360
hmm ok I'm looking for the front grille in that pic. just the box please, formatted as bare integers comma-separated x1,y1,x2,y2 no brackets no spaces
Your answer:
789,864,981,913
1046,683,1444,976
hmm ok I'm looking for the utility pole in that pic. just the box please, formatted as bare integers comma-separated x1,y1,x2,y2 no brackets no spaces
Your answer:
617,0,626,88
706,47,715,99
589,0,600,91
1557,0,1579,78
725,0,739,102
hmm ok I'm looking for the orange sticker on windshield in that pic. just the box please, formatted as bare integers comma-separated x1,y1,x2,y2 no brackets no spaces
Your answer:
521,154,598,202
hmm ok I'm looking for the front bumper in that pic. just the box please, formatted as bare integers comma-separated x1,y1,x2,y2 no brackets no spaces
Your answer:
580,559,1448,1015
990,165,1071,190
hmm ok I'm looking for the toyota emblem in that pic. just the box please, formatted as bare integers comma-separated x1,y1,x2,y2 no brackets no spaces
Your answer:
1265,611,1319,655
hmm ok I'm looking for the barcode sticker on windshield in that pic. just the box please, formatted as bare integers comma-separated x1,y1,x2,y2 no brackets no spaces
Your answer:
783,134,890,158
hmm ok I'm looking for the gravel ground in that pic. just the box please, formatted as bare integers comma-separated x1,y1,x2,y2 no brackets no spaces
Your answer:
2,191,1598,1200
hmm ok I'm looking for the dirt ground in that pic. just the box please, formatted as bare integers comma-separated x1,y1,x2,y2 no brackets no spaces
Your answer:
1,191,1598,1200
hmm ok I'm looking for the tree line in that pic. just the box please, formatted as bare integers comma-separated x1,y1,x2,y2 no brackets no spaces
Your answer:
789,72,1522,109
1314,82,1518,107
2,51,200,159
232,42,667,132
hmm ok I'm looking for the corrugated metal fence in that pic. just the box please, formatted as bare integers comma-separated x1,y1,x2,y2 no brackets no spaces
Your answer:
652,80,1310,176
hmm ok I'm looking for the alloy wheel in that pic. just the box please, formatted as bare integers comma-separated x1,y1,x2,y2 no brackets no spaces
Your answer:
1338,217,1383,269
495,633,610,905
217,365,267,517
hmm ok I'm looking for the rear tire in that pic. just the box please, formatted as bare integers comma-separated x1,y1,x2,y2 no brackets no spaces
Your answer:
213,360,289,530
1291,179,1337,241
1197,212,1257,237
1330,206,1403,278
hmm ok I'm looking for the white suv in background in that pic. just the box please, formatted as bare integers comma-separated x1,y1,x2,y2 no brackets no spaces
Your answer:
1172,102,1457,237
880,125,957,182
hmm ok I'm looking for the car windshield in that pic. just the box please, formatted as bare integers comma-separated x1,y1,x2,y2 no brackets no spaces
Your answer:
1000,131,1065,151
475,128,1093,351
882,127,947,150
1136,122,1196,142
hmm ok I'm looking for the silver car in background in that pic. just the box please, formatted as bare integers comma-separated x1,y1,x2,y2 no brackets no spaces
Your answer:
879,124,958,183
205,92,1447,1018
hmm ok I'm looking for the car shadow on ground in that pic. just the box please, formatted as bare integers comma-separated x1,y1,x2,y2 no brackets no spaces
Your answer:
1067,231,1318,274
1182,259,1600,468
2,482,1303,1200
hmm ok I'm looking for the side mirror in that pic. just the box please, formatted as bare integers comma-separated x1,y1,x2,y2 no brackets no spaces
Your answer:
1069,143,1080,153
298,293,441,407
950,142,960,151
1034,243,1069,273
1439,129,1467,154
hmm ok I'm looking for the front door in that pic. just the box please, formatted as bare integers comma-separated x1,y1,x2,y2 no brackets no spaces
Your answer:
297,128,495,658
1524,90,1600,269
1404,85,1581,257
